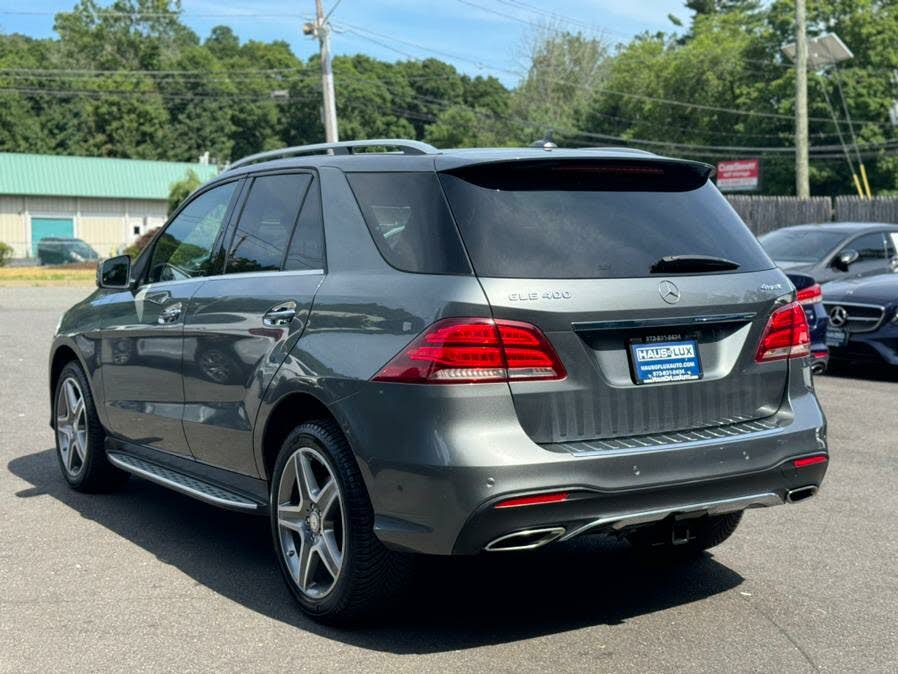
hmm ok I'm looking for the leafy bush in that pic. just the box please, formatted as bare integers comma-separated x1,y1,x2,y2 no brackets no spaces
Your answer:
0,242,13,267
124,228,160,259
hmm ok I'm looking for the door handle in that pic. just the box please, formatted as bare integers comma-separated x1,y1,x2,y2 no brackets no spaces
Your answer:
263,301,297,327
145,290,171,305
158,302,183,325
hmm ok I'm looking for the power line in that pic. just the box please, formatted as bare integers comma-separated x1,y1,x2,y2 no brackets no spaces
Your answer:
373,82,898,156
337,22,887,128
0,9,309,19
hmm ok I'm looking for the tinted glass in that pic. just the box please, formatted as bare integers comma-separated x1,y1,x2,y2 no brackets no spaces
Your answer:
849,233,887,261
346,172,470,274
285,176,325,271
227,174,312,274
440,162,772,279
149,182,236,283
887,232,898,258
759,228,845,263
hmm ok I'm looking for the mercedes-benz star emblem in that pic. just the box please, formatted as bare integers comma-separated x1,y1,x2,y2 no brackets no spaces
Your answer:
829,305,848,327
658,280,681,304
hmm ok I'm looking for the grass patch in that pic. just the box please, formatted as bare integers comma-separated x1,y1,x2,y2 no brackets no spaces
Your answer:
0,266,96,286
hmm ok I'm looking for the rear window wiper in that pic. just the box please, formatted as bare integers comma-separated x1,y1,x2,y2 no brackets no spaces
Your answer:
650,255,740,274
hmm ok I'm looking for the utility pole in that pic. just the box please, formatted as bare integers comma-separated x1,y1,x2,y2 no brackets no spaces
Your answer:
795,0,810,198
304,0,338,143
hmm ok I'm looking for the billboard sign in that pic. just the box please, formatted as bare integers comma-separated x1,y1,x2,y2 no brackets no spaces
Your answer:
716,159,760,192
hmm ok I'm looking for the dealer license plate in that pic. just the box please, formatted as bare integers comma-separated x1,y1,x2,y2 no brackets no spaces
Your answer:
630,339,703,385
825,327,848,348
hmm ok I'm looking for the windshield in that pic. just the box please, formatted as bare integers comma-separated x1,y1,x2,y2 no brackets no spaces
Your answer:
758,229,844,264
69,241,96,256
439,161,772,279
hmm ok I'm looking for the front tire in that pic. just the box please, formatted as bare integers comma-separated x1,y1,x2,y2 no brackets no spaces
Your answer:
53,361,128,492
270,420,411,624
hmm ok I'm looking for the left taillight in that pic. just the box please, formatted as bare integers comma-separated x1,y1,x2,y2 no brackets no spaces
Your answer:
372,317,567,384
796,283,822,305
755,301,811,362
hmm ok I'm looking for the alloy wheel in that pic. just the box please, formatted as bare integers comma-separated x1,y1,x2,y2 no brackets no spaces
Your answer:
276,446,346,599
56,377,87,477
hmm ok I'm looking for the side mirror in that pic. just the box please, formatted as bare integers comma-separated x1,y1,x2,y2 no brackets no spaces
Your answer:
834,249,859,272
97,255,132,289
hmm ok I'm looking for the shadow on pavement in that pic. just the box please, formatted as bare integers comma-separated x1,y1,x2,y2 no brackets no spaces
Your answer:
820,360,898,383
9,448,744,654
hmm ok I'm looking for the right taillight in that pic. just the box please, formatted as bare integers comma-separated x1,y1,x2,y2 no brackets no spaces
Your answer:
755,301,811,362
372,317,566,384
796,283,822,305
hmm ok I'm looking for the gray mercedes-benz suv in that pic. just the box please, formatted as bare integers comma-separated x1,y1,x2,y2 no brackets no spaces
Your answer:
49,140,828,623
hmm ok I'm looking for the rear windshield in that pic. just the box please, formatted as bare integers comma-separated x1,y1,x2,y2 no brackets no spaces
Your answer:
346,172,471,274
759,228,844,263
439,160,773,279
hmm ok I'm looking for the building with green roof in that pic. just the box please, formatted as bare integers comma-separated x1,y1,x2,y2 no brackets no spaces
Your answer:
0,153,219,260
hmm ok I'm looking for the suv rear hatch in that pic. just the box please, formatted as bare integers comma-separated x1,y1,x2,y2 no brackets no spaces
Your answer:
438,157,790,444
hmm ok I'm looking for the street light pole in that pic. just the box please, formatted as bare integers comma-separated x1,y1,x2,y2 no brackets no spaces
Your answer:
305,0,339,143
795,0,810,198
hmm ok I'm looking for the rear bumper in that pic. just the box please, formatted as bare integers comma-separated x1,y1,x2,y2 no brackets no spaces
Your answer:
452,457,826,554
331,359,827,555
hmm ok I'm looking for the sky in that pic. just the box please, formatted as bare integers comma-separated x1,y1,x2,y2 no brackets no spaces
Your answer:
0,0,687,85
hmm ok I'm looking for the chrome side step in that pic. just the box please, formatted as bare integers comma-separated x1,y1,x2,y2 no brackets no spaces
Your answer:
107,452,262,512
559,492,785,542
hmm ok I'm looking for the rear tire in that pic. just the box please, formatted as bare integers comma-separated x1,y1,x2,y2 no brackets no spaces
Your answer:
53,361,129,492
626,511,743,556
269,420,411,624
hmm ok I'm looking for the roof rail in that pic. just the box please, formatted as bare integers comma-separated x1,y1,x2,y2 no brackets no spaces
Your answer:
226,139,438,172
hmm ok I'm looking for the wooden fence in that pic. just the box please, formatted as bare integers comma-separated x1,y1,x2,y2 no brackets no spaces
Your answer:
725,196,832,235
834,196,898,223
725,195,898,235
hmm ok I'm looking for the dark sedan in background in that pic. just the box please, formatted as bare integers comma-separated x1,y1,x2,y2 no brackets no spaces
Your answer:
36,237,99,265
823,274,898,367
759,222,898,284
789,273,829,374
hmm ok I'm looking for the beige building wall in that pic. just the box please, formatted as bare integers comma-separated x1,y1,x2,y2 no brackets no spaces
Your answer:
0,195,170,259
0,196,27,257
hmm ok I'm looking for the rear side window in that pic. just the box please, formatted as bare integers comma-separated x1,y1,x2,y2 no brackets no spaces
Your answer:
346,172,470,274
285,176,325,271
226,173,312,274
439,161,773,279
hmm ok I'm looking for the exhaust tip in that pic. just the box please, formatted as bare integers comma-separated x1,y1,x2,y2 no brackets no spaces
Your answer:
484,527,566,552
787,485,818,503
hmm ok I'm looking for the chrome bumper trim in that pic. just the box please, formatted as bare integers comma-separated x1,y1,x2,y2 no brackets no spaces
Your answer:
560,491,785,541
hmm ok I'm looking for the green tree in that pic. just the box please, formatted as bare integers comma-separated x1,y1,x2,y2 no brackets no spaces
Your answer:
167,169,201,215
424,105,517,148
513,30,609,143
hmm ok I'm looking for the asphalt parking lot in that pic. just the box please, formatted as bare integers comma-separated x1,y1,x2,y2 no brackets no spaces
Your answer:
1,286,896,673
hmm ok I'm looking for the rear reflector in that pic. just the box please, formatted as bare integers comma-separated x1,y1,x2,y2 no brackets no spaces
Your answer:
372,317,566,384
796,283,822,305
793,455,827,468
755,301,811,362
494,492,569,509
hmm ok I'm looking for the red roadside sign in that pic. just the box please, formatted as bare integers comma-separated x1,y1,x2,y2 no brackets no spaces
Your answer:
716,159,760,192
